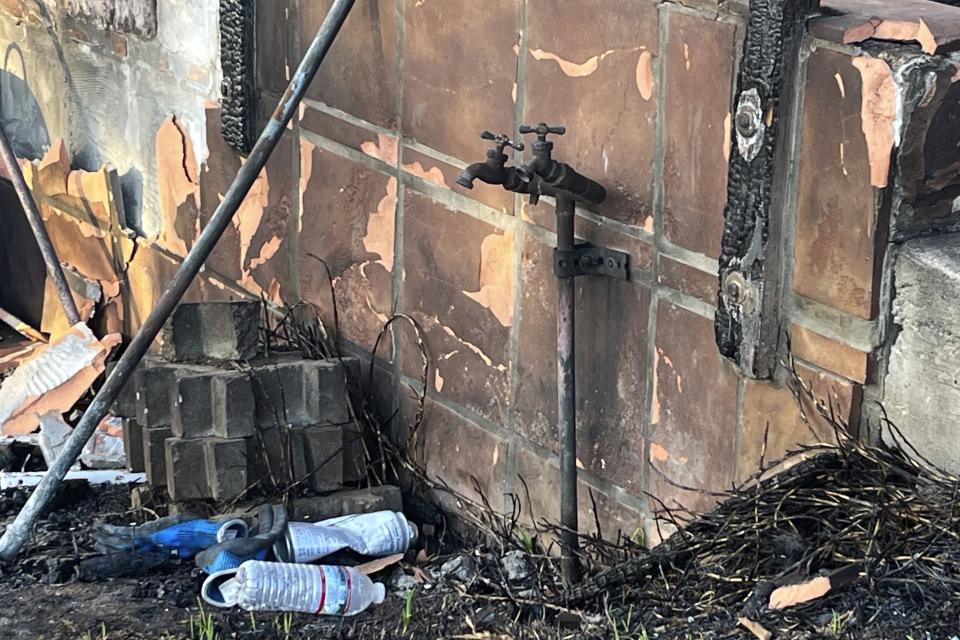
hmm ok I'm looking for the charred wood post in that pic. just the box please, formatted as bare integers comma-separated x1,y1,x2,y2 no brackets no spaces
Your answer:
715,0,821,378
220,0,257,154
0,0,357,563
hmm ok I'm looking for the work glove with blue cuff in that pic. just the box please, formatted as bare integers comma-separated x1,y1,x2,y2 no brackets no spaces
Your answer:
93,513,248,558
195,504,287,574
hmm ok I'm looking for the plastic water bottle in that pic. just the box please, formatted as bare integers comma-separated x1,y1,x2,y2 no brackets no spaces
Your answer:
274,511,418,563
220,560,386,615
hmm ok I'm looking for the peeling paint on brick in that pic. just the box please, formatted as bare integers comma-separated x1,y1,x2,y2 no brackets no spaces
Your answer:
360,134,399,166
650,442,669,463
852,56,896,189
235,175,269,270
636,50,654,100
402,160,447,187
530,48,616,77
651,348,661,426
362,177,397,271
298,138,315,232
722,112,732,162
155,117,200,256
463,232,515,327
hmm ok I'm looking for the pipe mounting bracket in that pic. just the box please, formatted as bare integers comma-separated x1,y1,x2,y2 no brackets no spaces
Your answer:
554,243,629,280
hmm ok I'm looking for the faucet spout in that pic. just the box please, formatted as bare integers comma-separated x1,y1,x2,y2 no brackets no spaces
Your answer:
455,158,522,191
455,162,493,190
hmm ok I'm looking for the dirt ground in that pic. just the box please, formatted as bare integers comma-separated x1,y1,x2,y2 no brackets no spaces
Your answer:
3,415,960,639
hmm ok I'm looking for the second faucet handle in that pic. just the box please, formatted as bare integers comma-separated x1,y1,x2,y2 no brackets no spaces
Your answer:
481,130,525,153
519,123,566,141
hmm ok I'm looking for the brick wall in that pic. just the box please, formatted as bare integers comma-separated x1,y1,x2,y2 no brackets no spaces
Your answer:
237,0,960,540
3,0,959,541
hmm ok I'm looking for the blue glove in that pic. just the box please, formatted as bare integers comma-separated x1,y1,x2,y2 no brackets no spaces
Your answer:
93,514,248,558
195,504,286,574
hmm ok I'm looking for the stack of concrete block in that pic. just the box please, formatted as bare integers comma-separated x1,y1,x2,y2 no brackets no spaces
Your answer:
110,300,363,504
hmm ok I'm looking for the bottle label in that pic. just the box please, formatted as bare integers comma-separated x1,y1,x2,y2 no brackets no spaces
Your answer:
287,523,350,562
315,566,352,615
316,511,410,556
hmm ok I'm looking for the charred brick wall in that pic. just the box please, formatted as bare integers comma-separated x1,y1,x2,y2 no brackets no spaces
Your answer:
240,0,960,540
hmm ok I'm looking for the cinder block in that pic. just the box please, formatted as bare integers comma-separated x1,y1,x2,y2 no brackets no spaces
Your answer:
252,359,320,427
162,300,261,362
135,364,176,428
171,374,215,438
212,371,256,438
142,424,172,487
171,370,256,439
108,361,139,419
165,437,211,500
122,418,145,473
341,485,403,515
252,358,353,428
248,425,307,489
341,421,366,484
291,485,403,522
248,426,284,486
161,303,203,361
205,438,249,501
295,424,344,492
316,359,352,426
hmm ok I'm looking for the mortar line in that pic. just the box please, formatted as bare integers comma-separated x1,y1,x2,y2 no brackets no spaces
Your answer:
287,0,302,302
776,36,812,385
732,371,745,483
511,431,654,519
642,4,670,501
502,0,527,511
391,0,407,447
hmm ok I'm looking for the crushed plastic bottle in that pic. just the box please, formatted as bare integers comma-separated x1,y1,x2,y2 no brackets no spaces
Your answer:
203,560,386,615
274,510,417,563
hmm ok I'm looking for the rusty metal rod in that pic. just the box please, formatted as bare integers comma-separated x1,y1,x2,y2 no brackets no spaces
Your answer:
0,0,356,563
0,125,81,327
556,192,581,584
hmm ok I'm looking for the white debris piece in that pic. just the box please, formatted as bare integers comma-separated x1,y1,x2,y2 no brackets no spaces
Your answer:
0,470,145,489
0,323,120,435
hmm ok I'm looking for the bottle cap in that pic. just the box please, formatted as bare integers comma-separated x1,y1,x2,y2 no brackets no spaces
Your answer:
372,582,386,605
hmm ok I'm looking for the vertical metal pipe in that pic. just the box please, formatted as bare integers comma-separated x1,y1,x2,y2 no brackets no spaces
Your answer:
556,192,581,583
0,0,356,563
0,126,81,327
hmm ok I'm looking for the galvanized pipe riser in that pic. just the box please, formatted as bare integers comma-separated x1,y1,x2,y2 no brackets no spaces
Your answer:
0,126,81,326
0,0,357,563
556,194,581,584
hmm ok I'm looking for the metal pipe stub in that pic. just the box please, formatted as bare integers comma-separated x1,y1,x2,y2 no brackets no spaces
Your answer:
555,193,581,585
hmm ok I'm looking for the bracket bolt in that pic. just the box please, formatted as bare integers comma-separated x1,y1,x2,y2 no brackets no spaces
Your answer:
736,111,757,138
724,272,748,304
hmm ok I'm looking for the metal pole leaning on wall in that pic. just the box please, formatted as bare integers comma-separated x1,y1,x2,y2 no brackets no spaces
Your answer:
0,125,81,327
0,0,357,563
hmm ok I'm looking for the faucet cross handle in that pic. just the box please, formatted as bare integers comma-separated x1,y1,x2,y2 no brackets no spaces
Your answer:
519,123,566,142
481,130,525,153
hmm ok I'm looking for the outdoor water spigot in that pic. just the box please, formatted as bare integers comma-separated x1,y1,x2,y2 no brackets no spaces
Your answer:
517,123,605,207
455,131,524,190
519,123,566,149
481,130,525,157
